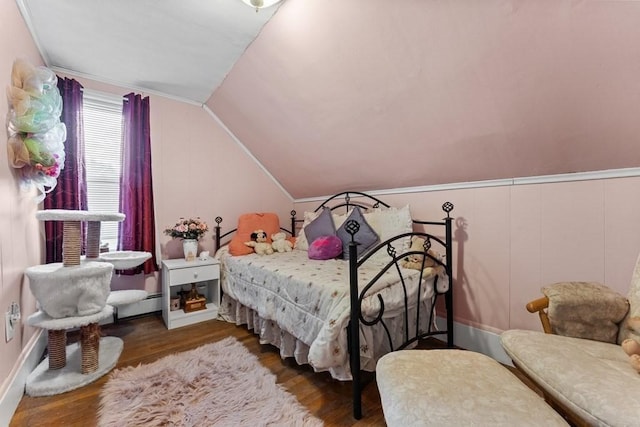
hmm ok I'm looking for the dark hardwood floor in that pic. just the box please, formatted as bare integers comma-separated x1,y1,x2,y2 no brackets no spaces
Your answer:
11,313,400,426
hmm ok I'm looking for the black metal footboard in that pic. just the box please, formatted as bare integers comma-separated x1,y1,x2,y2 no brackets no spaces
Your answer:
347,202,454,419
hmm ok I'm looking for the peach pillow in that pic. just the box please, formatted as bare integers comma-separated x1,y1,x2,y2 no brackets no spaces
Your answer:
228,213,281,256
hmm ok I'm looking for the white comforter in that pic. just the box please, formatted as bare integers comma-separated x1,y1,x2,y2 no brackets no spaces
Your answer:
219,249,447,379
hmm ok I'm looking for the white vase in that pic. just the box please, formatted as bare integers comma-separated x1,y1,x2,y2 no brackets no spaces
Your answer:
182,239,198,261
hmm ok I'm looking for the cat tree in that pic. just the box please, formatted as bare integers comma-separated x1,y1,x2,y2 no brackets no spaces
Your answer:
24,210,151,396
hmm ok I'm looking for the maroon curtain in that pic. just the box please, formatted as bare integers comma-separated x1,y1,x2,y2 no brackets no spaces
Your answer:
118,93,158,274
44,77,87,263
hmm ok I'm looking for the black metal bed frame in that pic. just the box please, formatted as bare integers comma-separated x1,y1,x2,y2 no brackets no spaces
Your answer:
214,191,454,419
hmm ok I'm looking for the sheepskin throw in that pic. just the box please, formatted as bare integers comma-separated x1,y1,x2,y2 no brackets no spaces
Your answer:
98,337,323,426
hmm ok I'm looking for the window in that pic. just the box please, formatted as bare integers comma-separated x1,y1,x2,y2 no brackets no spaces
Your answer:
83,90,123,251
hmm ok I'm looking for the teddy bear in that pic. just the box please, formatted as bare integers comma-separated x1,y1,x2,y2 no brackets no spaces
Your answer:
244,229,274,255
271,232,293,253
401,235,445,276
621,316,640,372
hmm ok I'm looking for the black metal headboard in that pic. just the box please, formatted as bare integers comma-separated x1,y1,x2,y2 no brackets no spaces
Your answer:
214,191,392,252
213,211,297,252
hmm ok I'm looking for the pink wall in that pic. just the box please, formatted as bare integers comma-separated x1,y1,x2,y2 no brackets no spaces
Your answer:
210,0,640,199
53,78,294,293
0,0,45,398
295,176,640,334
1,9,292,401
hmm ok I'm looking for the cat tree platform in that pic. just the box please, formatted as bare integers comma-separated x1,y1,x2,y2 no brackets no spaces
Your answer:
25,307,123,396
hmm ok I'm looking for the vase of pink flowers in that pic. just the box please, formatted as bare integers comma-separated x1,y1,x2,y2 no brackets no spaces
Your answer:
164,217,209,261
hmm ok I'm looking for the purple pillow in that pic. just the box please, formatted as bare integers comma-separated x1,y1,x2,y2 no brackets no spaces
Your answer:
336,206,379,260
308,235,343,260
304,208,336,247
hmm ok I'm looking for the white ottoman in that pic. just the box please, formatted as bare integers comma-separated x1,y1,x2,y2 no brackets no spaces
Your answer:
376,349,568,426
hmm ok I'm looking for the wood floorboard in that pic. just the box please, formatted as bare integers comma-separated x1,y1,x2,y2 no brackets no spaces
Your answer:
10,313,545,427
11,313,394,426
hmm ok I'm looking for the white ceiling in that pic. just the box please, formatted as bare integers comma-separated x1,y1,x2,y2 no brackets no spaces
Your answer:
17,0,281,104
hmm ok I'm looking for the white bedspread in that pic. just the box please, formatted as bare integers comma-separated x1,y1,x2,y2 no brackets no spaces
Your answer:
219,249,447,379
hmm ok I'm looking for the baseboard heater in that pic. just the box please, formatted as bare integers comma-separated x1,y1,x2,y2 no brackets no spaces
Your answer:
115,292,162,319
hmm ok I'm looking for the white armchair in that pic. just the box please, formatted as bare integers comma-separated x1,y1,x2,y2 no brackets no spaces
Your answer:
502,254,640,427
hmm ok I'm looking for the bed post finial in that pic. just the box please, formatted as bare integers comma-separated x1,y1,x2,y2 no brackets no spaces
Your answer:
214,217,223,252
442,202,454,219
345,219,360,241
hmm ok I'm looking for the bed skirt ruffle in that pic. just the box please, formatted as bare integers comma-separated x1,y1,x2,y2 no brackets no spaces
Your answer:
220,292,311,360
218,293,434,381
219,293,358,379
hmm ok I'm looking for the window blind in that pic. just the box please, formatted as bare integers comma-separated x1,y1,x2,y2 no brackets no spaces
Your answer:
83,92,123,251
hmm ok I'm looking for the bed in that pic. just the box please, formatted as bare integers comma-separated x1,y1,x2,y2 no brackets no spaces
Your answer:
213,191,454,419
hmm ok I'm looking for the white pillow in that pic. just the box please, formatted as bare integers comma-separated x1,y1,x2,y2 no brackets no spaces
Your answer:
293,211,320,251
364,205,413,264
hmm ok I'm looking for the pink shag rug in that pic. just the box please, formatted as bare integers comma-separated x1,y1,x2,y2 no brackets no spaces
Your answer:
98,337,323,426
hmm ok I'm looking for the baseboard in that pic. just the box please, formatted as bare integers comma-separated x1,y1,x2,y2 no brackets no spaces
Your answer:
435,316,512,366
0,329,47,427
115,292,162,319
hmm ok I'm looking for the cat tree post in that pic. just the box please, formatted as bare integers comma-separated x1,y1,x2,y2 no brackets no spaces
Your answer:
47,330,66,370
85,221,102,259
80,323,100,374
62,220,82,266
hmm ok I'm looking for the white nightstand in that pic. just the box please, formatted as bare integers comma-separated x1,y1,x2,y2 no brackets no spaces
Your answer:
161,257,220,329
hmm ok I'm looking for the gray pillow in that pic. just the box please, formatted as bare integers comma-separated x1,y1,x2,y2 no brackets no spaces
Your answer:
304,207,336,245
336,207,379,260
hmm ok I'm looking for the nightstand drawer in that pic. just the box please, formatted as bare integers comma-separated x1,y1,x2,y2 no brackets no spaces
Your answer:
169,264,219,286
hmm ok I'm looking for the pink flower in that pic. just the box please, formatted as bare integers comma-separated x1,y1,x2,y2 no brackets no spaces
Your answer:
164,217,209,240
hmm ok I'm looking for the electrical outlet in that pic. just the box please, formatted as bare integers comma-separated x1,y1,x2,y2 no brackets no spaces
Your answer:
5,311,14,342
5,302,20,342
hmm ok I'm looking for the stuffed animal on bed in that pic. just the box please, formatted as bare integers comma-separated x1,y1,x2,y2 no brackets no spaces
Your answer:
271,232,293,253
621,317,640,373
401,235,445,276
245,229,274,255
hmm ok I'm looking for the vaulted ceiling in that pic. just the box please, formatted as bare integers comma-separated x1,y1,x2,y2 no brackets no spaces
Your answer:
17,0,279,103
18,0,640,199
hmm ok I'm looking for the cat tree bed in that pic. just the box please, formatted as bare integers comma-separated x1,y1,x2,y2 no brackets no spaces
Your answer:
100,250,152,270
99,251,151,322
26,262,114,318
24,209,149,396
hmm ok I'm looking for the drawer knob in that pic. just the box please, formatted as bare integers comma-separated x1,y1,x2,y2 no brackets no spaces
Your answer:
193,272,198,278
